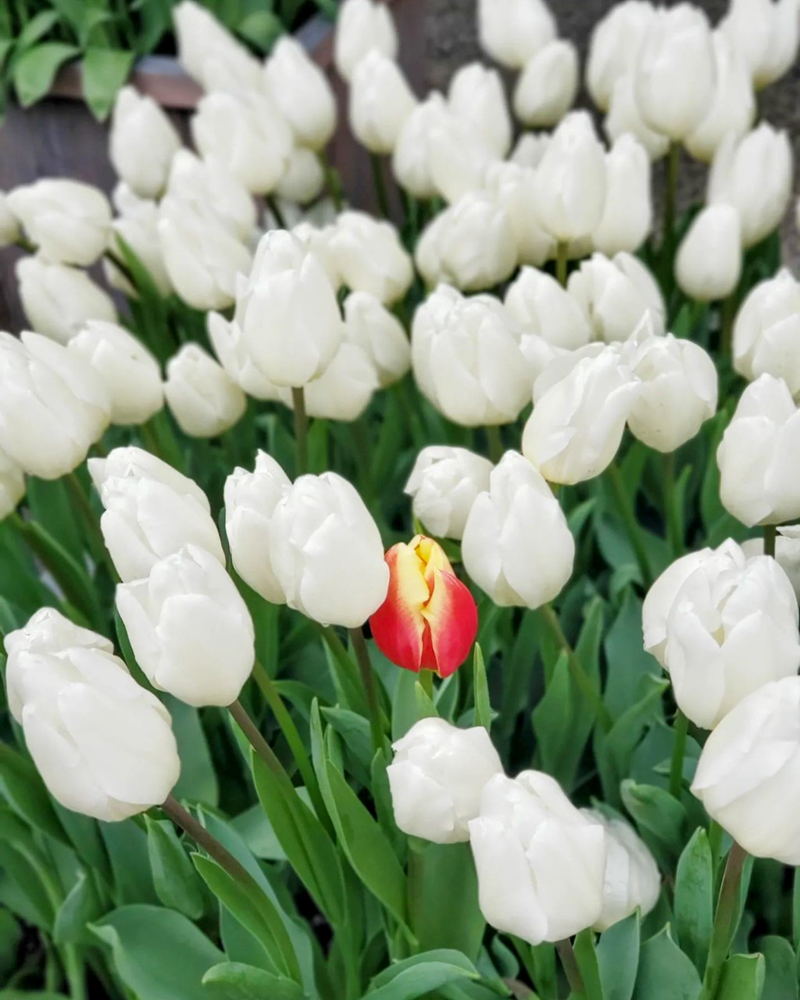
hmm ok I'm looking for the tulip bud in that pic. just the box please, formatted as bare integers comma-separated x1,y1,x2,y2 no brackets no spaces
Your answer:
426,113,498,206
733,269,800,397
207,312,282,403
392,93,452,200
462,451,575,608
415,193,517,293
116,544,255,708
298,343,379,422
387,718,504,844
167,150,256,242
634,4,716,141
405,446,493,541
334,0,398,82
582,809,661,931
592,135,653,256
274,148,326,206
343,291,411,387
483,162,555,268
89,446,224,583
692,677,800,863
158,197,252,311
742,526,800,603
349,51,417,155
7,180,111,267
5,610,180,822
68,321,163,427
513,40,579,128
0,331,109,480
534,112,607,243
469,771,606,944
477,0,557,69
329,211,413,305
675,205,742,303
290,220,341,289
605,73,670,161
191,91,293,195
370,534,477,677
720,0,799,90
708,124,793,248
17,258,117,345
109,87,182,199
717,374,800,526
164,344,246,438
568,252,665,343
587,1,655,112
448,62,512,158
265,37,336,151
642,546,714,667
412,285,532,427
522,344,639,485
105,199,173,298
0,190,20,246
510,133,551,169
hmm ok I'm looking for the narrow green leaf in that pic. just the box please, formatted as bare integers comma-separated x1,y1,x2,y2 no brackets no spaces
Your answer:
146,817,205,920
473,643,492,732
597,912,640,1000
202,962,306,1000
367,951,479,1000
53,870,102,945
574,928,605,1000
407,842,484,960
674,830,714,973
759,936,797,1000
0,744,68,844
82,47,134,119
14,43,78,106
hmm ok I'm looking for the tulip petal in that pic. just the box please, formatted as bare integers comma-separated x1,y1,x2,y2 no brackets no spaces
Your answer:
422,566,478,678
370,543,429,671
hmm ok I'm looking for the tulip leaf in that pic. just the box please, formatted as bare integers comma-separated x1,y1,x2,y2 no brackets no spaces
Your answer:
759,936,798,1000
13,42,79,106
407,843,484,960
0,743,69,845
414,680,437,720
621,781,686,865
146,817,206,921
366,950,480,1000
101,821,159,906
574,928,606,1000
473,643,492,732
164,697,219,807
91,905,225,1000
53,869,102,945
674,829,714,973
631,927,701,1000
597,912,640,1000
81,46,134,119
603,590,661,720
202,961,306,1000
717,954,765,1000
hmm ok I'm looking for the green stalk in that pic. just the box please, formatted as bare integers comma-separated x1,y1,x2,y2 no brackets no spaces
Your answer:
266,195,288,229
668,710,689,800
607,462,653,589
663,141,680,244
764,524,778,558
418,669,434,700
663,451,683,556
319,148,345,211
699,843,749,1000
291,387,309,477
349,627,385,754
555,242,569,287
555,939,584,995
370,153,391,219
720,294,737,357
228,699,287,779
64,472,108,569
486,425,504,464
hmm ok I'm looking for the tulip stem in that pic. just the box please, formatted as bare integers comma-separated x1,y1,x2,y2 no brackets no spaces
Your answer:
720,294,736,357
668,709,689,800
555,939,584,996
370,153,391,219
349,627,386,754
539,604,613,733
486,425,504,464
699,842,749,1000
419,669,434,700
663,141,680,244
663,452,683,556
320,147,345,211
228,699,288,779
607,462,653,589
291,387,309,476
764,524,778,558
266,195,288,230
555,242,569,287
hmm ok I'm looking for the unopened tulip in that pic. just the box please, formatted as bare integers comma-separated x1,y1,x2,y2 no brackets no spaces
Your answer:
105,199,173,298
469,771,606,944
370,534,477,677
334,0,398,82
0,331,109,480
117,544,255,708
462,451,575,609
164,344,246,438
582,809,660,931
109,87,182,199
717,374,800,526
427,112,499,204
174,0,263,93
7,180,111,267
158,197,252,311
0,191,20,246
207,312,282,402
534,112,607,243
477,0,557,69
634,4,716,140
733,270,800,397
643,546,715,667
349,51,417,154
274,148,326,205
685,32,755,163
592,135,652,255
68,321,163,427
708,124,793,248
415,193,517,292
568,252,665,343
343,291,410,387
299,343,378,422
405,446,493,541
720,0,799,90
692,677,800,862
17,258,117,345
290,220,341,289
448,63,512,158
392,93,452,199
510,133,551,169
388,719,503,844
191,91,293,195
265,36,336,151
329,212,413,305
675,205,742,302
514,40,579,128
484,162,555,268
742,526,800,602
605,73,669,160
587,1,655,112
412,285,532,426
167,150,256,242
6,613,179,822
89,446,224,583
522,344,639,485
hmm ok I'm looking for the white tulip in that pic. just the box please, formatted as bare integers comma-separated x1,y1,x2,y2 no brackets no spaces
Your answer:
717,374,800,526
17,258,117,345
592,135,652,255
334,0,398,82
166,150,256,242
469,771,606,944
274,148,325,206
350,51,416,154
164,344,246,438
733,269,800,397
412,285,532,427
7,180,111,266
720,0,800,90
343,291,410,387
298,343,378,422
484,161,555,268
392,93,452,200
514,40,579,129
207,311,282,403
427,112,499,204
692,677,800,862
173,0,263,94
742,526,800,603
388,718,504,844
604,73,670,161
568,252,665,343
643,546,715,666
329,211,413,304
0,191,20,246
462,451,575,609
105,199,173,298
448,62,512,158
708,124,793,248
510,133,551,170
0,450,25,520
675,205,742,302
405,446,493,540
587,1,655,112
290,220,341,289
265,36,336,150
68,321,163,427
109,87,182,199
477,0,557,69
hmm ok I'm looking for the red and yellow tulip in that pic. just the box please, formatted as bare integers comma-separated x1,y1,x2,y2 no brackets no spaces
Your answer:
369,535,478,678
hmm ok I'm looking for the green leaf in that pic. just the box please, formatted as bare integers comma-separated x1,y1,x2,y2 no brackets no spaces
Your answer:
603,590,660,720
621,781,686,863
367,951,480,1000
0,743,68,844
164,697,219,806
101,821,158,906
0,909,21,981
53,869,102,945
237,11,284,49
14,43,79,106
759,936,797,1000
146,817,205,920
202,962,306,1000
717,954,765,1000
574,928,605,1000
407,842,484,960
13,11,60,51
473,644,492,731
632,927,701,1000
597,912,640,1000
81,47,134,119
674,830,714,973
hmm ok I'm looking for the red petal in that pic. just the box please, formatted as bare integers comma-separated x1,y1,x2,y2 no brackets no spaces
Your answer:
369,543,429,672
422,566,478,678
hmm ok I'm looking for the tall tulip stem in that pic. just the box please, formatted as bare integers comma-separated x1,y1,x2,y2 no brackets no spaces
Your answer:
669,709,689,800
162,794,255,887
291,387,309,476
555,938,584,995
266,195,288,230
486,425,504,463
228,699,287,779
764,524,778,558
663,141,680,243
370,154,391,219
555,242,569,287
349,626,385,753
663,451,683,555
320,147,345,211
700,842,749,1000
607,462,653,589
720,294,736,357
